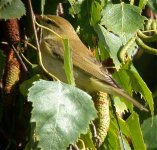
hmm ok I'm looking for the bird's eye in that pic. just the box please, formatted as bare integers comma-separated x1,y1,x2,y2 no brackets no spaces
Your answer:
46,19,53,25
45,19,60,28
53,52,60,58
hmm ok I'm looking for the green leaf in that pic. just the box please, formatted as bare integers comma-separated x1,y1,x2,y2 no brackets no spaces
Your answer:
113,66,133,94
90,0,102,26
102,129,120,150
113,64,134,111
110,113,130,137
139,0,148,10
113,64,154,115
0,0,12,8
79,131,96,150
68,0,84,15
147,0,157,14
97,40,110,61
117,117,130,137
63,38,75,86
68,0,76,6
101,3,146,36
94,24,122,70
20,74,41,97
113,97,129,114
68,0,76,14
128,66,154,115
119,136,132,150
28,80,97,150
0,0,25,19
126,112,146,150
103,115,131,150
141,115,157,149
102,115,120,150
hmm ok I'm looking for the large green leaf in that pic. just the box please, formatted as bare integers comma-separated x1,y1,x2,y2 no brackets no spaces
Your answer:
94,24,122,70
141,115,157,149
127,66,153,115
102,114,131,150
105,112,146,150
113,64,154,115
102,129,120,150
101,3,146,36
0,0,25,19
126,113,146,150
28,80,97,149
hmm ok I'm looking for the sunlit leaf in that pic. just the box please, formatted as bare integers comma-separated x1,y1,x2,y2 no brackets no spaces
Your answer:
0,0,25,19
28,80,97,149
113,64,154,115
94,24,122,70
126,113,146,150
139,0,148,10
101,3,146,36
0,0,12,8
141,115,157,149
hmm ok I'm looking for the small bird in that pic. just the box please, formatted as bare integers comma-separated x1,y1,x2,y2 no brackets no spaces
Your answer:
37,15,148,112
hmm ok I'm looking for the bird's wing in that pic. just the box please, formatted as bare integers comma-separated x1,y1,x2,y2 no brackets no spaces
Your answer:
43,36,119,88
70,38,119,87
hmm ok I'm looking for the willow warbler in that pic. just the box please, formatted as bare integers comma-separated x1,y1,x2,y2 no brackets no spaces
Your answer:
37,15,148,112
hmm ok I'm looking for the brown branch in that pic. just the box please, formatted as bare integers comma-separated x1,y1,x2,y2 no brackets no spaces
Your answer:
27,0,40,52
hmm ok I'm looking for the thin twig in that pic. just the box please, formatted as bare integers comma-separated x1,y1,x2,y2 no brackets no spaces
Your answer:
27,0,40,52
20,52,34,67
142,29,157,33
27,0,59,81
21,39,37,50
35,20,63,39
12,45,28,73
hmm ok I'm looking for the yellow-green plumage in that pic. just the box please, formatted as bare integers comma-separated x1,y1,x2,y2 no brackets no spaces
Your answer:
38,15,148,112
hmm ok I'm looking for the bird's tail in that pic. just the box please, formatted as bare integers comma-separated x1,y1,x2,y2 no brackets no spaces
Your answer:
90,78,148,112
